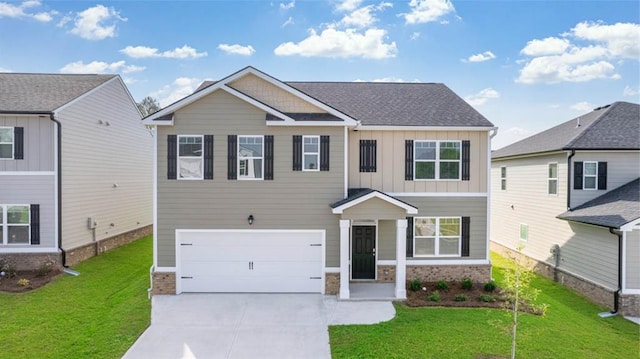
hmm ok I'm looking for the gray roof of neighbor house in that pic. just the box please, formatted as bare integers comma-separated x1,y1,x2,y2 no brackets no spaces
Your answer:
557,178,640,229
493,101,640,159
0,73,116,113
196,80,494,127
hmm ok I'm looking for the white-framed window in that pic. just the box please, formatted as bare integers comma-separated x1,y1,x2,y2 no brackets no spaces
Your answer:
519,224,528,242
178,135,203,179
303,136,319,171
0,127,14,160
583,161,597,190
414,140,461,180
414,217,461,257
500,166,507,191
238,135,263,180
0,205,30,245
548,163,558,195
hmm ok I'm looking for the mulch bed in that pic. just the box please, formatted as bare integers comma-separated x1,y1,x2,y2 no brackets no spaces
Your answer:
0,270,62,293
405,281,504,309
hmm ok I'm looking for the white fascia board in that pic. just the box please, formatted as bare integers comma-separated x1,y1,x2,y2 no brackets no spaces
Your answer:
0,248,59,253
266,120,353,127
332,191,418,215
385,192,487,197
144,81,228,122
142,114,173,126
620,218,640,232
356,125,497,132
221,85,297,123
378,259,491,266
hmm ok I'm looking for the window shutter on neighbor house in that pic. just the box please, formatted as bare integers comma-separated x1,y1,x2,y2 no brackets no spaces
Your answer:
204,135,214,180
264,135,274,180
461,140,470,181
30,204,40,245
597,162,607,190
167,135,177,180
227,135,237,180
405,140,414,180
14,127,24,160
359,140,377,172
320,135,330,171
292,135,302,171
406,217,413,257
573,162,583,190
461,216,470,257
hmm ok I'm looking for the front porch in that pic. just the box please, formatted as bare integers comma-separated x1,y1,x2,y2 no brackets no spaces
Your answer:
349,282,396,301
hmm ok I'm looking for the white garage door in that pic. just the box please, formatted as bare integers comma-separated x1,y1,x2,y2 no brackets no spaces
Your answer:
177,230,324,293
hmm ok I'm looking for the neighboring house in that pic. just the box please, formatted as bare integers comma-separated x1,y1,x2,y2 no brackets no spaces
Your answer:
143,67,496,299
491,101,639,316
0,73,153,270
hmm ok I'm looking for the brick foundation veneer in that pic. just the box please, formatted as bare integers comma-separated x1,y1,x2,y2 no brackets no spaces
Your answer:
619,294,640,317
0,252,62,272
65,225,152,266
325,272,340,295
151,272,176,295
405,264,491,283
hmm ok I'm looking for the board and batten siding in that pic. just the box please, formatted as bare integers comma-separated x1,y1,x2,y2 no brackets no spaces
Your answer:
0,175,55,249
491,153,618,290
349,130,488,193
626,230,640,291
57,78,153,250
156,89,345,268
0,115,54,172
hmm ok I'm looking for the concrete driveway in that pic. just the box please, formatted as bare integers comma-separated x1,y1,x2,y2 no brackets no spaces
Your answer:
123,294,394,359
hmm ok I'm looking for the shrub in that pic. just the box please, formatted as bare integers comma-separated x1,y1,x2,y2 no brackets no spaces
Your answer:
409,278,422,292
436,280,449,291
428,290,441,302
484,280,497,292
461,278,474,290
17,278,30,287
454,294,468,302
0,259,17,279
479,294,495,302
37,261,54,277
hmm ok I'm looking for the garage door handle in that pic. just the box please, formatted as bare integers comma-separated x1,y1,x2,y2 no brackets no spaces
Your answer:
181,243,193,246
181,276,193,279
310,244,322,246
310,277,321,280
249,261,254,270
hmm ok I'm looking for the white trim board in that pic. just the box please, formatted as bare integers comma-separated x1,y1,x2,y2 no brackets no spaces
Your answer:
387,192,488,197
0,248,59,253
378,259,490,266
0,171,55,176
332,191,418,214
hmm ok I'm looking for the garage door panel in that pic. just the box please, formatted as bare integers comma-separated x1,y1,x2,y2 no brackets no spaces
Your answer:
181,260,249,277
182,277,321,293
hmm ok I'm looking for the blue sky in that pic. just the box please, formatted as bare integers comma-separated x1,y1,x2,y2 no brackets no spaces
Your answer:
1,0,638,149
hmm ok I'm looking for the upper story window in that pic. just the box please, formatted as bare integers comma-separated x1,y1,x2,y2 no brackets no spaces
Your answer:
583,161,597,189
238,135,263,180
414,140,461,180
500,166,507,191
292,135,330,172
0,127,14,159
1,205,30,245
548,163,558,195
414,217,461,257
178,135,203,179
303,136,319,171
574,161,607,191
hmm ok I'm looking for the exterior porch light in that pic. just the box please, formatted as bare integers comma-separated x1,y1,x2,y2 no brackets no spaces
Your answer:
247,214,254,225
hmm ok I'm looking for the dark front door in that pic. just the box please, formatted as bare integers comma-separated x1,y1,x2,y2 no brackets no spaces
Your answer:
352,226,376,279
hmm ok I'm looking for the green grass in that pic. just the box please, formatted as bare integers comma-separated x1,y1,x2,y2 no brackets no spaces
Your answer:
330,252,640,359
0,236,152,359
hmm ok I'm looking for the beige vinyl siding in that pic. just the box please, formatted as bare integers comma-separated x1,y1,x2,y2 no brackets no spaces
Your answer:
342,197,407,220
156,89,345,267
378,220,396,260
57,78,153,250
0,115,54,171
229,74,324,113
626,230,640,290
349,130,488,193
571,151,640,208
0,175,55,249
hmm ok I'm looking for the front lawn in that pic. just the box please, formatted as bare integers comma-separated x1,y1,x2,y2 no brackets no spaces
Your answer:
330,252,639,359
0,236,152,359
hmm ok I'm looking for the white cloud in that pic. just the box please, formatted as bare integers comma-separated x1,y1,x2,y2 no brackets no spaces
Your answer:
340,2,392,29
464,88,500,106
69,5,126,40
570,101,594,112
410,32,420,40
281,16,294,28
0,0,56,22
218,44,256,56
280,1,295,10
120,45,207,59
401,0,455,25
150,77,201,107
492,127,532,150
464,51,496,63
517,21,639,84
336,0,363,12
274,27,397,59
59,60,144,74
623,85,639,97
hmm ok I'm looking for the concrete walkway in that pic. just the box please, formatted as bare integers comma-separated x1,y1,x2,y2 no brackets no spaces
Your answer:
123,294,395,359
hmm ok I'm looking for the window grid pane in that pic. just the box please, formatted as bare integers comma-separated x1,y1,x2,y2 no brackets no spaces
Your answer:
0,128,13,143
7,206,29,224
238,136,264,179
414,217,461,257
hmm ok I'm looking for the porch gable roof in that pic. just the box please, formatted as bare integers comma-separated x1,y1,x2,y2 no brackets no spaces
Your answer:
330,188,418,215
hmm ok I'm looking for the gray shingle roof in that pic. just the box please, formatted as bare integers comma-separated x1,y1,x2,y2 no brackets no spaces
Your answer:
330,188,417,210
493,101,640,159
557,178,640,229
0,73,116,113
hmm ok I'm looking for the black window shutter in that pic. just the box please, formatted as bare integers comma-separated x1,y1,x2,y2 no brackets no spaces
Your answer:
228,135,237,180
203,135,214,180
461,216,470,257
14,127,24,160
597,162,607,190
320,135,330,171
359,140,377,172
406,217,413,257
461,140,470,181
167,135,177,180
264,135,274,180
30,204,40,245
292,135,302,171
573,162,583,190
405,140,414,180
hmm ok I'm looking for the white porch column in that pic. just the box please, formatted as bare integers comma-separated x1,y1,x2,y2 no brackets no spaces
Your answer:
339,219,350,299
395,219,408,299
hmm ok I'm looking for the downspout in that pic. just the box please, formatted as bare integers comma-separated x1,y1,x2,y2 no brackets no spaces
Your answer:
49,113,66,268
608,228,623,314
566,150,575,210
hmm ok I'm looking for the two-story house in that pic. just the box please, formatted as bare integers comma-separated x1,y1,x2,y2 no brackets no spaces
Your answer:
491,101,639,316
143,67,496,299
0,73,153,271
